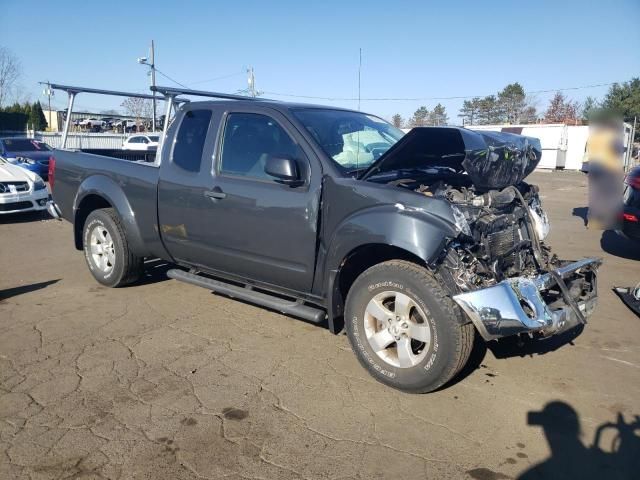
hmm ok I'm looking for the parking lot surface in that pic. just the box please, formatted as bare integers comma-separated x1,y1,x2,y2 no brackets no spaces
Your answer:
1,171,639,479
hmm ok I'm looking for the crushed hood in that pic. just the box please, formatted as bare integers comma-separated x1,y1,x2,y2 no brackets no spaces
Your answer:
361,127,542,190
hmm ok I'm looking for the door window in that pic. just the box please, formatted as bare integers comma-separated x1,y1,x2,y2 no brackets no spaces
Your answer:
173,109,212,172
220,113,301,180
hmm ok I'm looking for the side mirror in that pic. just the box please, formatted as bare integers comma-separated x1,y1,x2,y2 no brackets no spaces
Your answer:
265,156,302,185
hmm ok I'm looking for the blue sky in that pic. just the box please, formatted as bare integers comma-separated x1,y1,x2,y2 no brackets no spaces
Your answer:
2,0,639,122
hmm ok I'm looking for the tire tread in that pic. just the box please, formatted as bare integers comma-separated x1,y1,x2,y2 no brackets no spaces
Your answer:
85,208,143,287
346,259,475,393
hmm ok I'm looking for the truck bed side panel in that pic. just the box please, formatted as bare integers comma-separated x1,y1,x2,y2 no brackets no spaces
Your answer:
52,150,169,259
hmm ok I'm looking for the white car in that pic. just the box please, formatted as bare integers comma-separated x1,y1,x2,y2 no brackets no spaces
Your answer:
114,119,139,132
0,156,49,214
78,118,105,129
122,134,160,151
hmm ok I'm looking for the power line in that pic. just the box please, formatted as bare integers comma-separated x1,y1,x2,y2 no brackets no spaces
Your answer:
189,71,245,85
262,81,620,102
154,68,189,89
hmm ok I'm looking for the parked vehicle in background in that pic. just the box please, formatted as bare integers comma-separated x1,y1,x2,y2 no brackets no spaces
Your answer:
114,119,139,133
0,137,53,180
79,118,105,131
122,134,160,151
622,166,640,241
47,85,601,393
0,156,49,214
101,117,116,129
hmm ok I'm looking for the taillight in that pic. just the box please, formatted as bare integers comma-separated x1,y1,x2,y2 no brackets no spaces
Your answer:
48,156,56,190
622,213,638,222
625,174,640,190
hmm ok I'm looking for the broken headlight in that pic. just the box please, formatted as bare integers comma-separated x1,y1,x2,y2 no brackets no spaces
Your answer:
451,205,472,237
528,197,550,240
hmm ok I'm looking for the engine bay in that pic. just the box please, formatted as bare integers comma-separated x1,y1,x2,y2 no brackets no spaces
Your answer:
388,173,555,292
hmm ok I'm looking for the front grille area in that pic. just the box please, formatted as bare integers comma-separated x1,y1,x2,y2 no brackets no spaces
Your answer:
0,181,29,193
487,226,518,259
0,201,33,212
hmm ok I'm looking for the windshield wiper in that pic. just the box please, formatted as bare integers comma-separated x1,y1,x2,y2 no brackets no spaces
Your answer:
345,166,370,178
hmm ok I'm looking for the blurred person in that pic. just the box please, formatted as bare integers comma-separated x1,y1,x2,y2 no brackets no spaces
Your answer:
582,116,624,229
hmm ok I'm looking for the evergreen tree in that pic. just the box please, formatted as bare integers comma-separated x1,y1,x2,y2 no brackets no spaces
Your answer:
477,95,499,124
30,101,47,131
458,97,481,126
391,114,404,128
581,96,599,121
601,78,640,140
22,102,32,128
410,106,430,127
497,83,526,123
429,103,449,126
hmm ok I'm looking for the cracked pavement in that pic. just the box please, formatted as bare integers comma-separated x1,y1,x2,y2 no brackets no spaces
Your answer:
1,171,639,479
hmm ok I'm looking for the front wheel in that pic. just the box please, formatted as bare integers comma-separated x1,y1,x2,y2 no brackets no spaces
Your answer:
345,260,474,393
82,208,144,287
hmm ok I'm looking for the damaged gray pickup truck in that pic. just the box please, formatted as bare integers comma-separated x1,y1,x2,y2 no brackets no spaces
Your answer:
47,84,601,393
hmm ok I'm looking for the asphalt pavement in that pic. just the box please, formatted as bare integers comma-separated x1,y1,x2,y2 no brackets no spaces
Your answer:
1,171,638,479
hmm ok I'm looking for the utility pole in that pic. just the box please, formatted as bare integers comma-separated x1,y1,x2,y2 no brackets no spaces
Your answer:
43,81,54,131
358,48,362,111
247,67,256,97
150,40,156,132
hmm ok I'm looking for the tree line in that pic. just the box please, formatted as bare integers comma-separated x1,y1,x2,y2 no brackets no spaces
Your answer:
0,100,48,131
391,78,640,136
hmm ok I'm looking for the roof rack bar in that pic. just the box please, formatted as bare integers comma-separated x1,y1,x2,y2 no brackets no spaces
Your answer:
41,82,173,101
151,85,268,102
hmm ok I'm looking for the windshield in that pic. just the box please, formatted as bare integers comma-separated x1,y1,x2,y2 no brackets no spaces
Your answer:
148,135,160,142
292,109,404,173
2,139,51,152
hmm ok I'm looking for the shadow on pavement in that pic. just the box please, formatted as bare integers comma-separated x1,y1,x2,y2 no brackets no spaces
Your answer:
0,210,51,224
487,325,585,359
466,401,640,480
572,206,589,227
0,279,60,302
439,333,488,390
600,230,640,261
516,401,640,480
136,259,173,286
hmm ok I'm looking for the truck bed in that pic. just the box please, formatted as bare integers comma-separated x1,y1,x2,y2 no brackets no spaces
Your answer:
52,149,164,258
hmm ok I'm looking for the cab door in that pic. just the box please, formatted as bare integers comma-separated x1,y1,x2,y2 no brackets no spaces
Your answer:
157,105,322,293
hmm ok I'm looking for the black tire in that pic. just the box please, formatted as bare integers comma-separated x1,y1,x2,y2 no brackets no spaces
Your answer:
82,208,144,287
345,260,474,393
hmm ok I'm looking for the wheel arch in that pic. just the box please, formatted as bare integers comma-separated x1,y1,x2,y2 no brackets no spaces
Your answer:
327,243,435,334
321,206,454,334
73,175,146,256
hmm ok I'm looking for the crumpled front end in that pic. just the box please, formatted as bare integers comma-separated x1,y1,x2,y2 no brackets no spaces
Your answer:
453,258,601,341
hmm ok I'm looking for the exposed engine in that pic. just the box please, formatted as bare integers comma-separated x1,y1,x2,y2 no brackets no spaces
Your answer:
392,175,554,292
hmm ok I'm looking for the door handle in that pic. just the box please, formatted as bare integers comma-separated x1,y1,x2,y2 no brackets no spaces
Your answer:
204,188,226,200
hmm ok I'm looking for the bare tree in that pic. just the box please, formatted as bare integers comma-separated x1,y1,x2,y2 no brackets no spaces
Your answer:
120,97,152,126
0,46,23,108
544,92,580,123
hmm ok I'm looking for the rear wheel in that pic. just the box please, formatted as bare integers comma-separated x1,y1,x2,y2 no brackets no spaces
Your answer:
82,208,144,287
345,260,474,393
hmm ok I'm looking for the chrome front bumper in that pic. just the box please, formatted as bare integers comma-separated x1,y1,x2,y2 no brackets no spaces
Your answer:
46,200,62,220
453,258,601,341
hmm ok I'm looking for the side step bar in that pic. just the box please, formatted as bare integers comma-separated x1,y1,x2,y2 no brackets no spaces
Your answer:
167,269,326,324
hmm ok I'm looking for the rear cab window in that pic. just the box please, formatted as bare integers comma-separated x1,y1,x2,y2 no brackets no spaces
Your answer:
172,109,213,172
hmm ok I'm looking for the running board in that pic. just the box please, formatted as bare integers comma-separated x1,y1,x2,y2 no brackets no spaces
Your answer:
167,269,326,324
